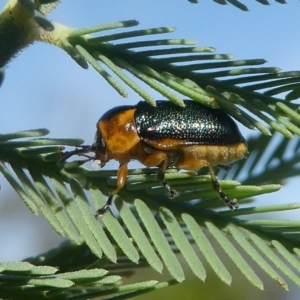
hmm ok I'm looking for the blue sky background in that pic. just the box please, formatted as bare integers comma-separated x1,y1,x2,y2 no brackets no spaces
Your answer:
0,1,300,298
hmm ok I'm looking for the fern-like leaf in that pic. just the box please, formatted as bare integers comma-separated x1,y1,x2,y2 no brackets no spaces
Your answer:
55,21,300,138
0,260,175,300
0,129,300,298
187,0,287,10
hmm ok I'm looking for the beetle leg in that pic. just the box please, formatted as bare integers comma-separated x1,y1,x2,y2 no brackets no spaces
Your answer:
208,165,239,210
141,146,180,199
94,195,113,218
95,162,128,217
157,156,179,199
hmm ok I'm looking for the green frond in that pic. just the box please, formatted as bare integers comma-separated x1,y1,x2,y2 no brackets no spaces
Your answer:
1,2,300,298
1,129,300,298
186,0,287,11
0,260,175,299
59,21,300,138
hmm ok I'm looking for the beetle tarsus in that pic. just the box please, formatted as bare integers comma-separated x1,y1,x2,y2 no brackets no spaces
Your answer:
208,165,238,210
226,198,239,210
162,179,179,199
94,204,109,218
94,194,114,218
157,161,179,199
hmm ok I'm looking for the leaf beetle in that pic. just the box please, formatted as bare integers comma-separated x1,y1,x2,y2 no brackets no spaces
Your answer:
62,100,248,216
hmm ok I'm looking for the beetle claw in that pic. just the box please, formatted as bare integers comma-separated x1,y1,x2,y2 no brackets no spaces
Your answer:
168,187,179,199
94,194,114,218
94,204,109,218
225,198,239,210
161,179,179,199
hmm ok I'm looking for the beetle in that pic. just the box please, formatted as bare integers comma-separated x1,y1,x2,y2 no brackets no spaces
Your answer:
62,100,248,216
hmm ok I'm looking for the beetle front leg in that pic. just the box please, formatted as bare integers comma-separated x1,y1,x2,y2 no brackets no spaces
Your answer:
95,162,128,217
208,165,239,210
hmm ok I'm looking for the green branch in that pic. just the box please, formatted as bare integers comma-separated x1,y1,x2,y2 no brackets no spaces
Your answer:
1,1,300,299
0,129,299,298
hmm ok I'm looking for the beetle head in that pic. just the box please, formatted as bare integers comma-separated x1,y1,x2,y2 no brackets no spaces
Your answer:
92,130,108,167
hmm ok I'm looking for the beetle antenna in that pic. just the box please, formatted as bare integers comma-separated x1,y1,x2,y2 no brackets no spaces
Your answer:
60,145,95,163
208,165,239,210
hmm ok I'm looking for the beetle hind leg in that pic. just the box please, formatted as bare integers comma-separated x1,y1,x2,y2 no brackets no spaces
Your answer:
208,165,239,210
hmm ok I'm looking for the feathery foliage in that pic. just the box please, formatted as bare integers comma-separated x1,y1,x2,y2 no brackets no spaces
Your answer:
1,1,300,299
187,0,288,11
0,129,299,298
60,20,300,139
